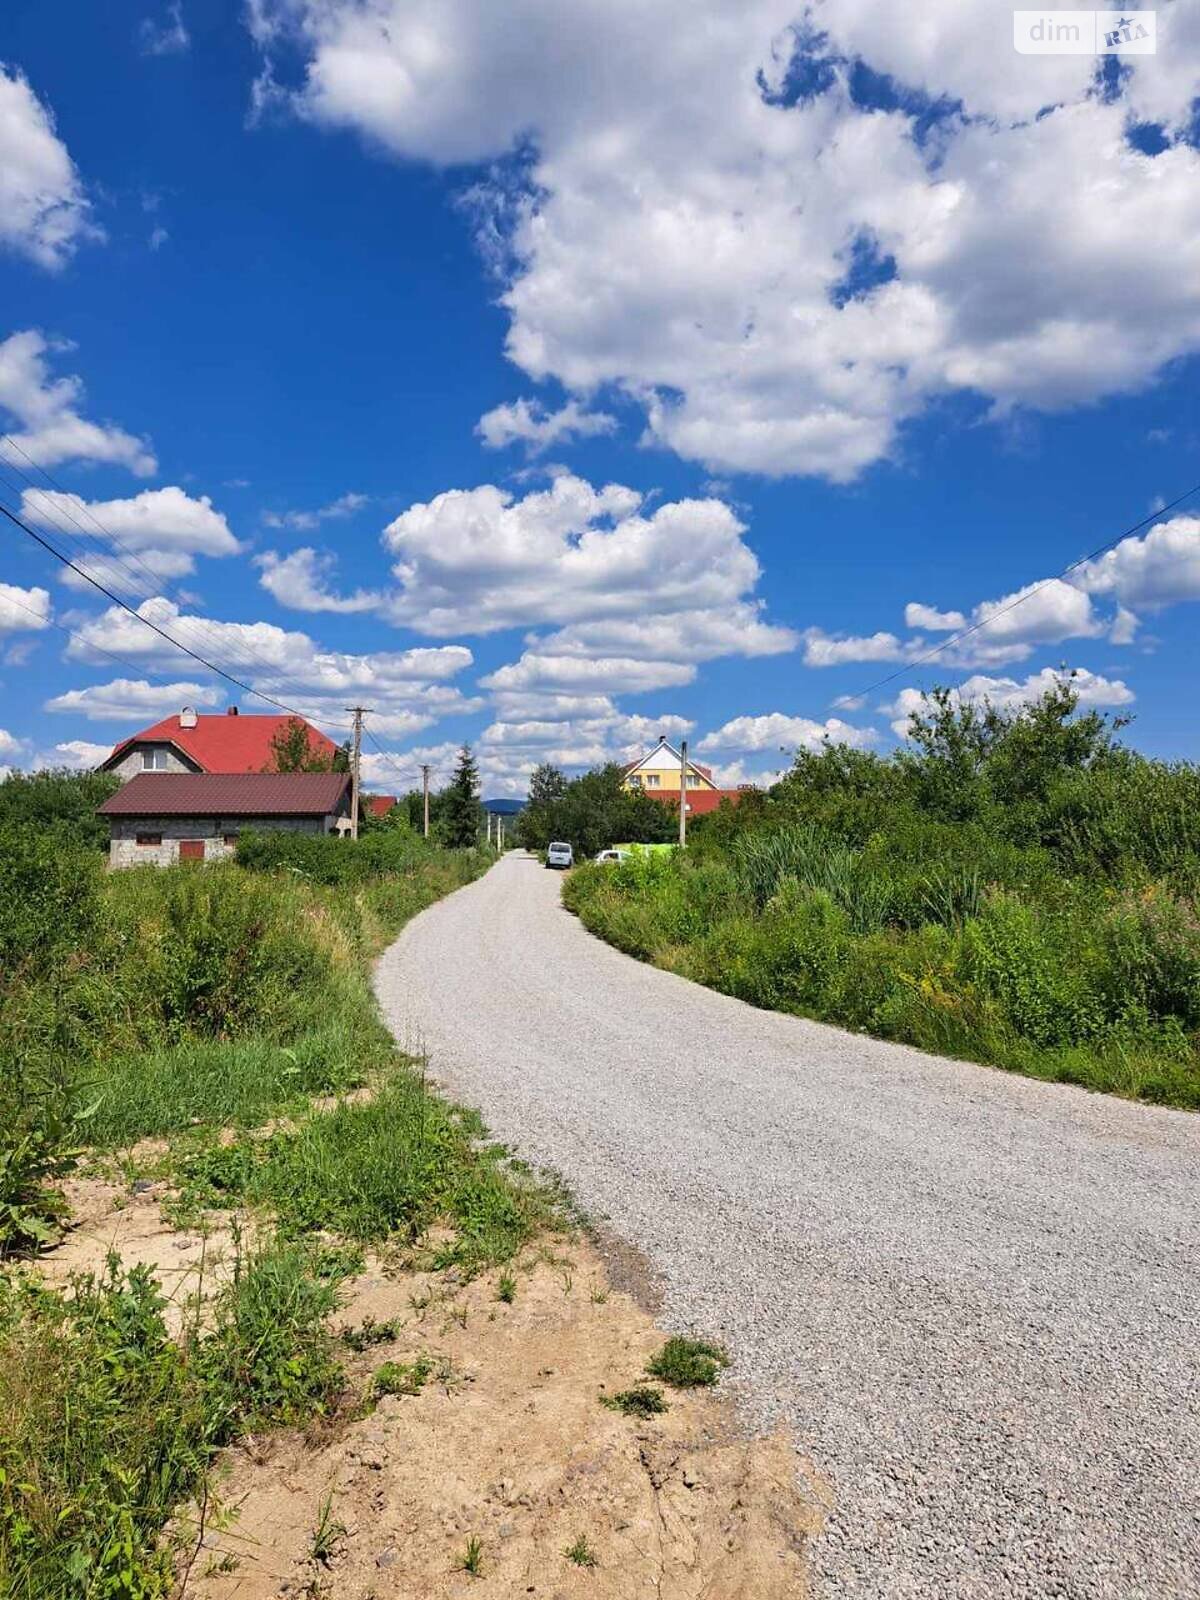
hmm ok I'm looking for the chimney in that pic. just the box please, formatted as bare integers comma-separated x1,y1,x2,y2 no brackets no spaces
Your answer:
227,706,239,716
179,706,198,729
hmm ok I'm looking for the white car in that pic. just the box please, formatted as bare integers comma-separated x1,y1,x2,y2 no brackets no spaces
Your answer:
594,848,631,864
546,841,574,869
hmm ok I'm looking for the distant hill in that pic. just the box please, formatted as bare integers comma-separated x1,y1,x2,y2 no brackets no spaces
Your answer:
482,797,526,814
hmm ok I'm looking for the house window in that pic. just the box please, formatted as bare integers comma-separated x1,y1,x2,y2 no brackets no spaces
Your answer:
142,748,169,771
628,774,642,787
223,833,240,846
135,832,162,846
644,773,660,788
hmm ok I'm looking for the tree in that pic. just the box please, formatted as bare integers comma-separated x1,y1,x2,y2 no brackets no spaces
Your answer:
440,744,483,848
0,767,120,851
265,717,337,773
518,763,675,858
516,763,567,851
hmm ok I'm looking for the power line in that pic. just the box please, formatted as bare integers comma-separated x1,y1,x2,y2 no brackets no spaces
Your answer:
0,495,351,729
853,479,1200,702
0,436,299,685
0,579,233,692
363,725,427,791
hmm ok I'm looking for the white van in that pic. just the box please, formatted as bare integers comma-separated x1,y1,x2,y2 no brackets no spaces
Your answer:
546,841,574,869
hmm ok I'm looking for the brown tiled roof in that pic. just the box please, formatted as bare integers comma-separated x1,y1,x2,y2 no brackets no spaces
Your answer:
97,772,351,817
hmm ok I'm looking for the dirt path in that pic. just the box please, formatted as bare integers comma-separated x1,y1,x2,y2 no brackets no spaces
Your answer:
375,852,1200,1600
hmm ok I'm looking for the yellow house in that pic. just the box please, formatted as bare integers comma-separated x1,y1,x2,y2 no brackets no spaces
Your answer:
622,737,719,796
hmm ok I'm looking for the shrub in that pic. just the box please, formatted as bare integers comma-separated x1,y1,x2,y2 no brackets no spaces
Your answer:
646,1336,729,1388
0,1238,348,1598
564,686,1200,1109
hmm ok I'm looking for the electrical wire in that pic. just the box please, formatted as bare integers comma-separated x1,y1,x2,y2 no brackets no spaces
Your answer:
0,436,307,686
853,479,1200,701
0,495,352,729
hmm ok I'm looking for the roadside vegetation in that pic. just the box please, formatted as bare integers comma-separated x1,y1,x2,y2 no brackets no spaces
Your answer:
565,682,1200,1108
0,775,550,1596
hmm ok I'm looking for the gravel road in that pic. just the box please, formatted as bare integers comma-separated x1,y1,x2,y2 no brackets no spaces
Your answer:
375,853,1200,1599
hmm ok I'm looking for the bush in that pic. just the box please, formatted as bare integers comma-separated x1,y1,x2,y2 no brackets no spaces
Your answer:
564,685,1200,1108
0,769,119,853
0,1238,347,1598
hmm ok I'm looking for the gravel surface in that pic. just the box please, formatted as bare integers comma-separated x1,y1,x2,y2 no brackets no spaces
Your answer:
375,853,1200,1599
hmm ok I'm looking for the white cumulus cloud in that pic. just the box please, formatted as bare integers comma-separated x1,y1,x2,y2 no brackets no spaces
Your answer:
45,677,223,722
22,485,240,591
476,397,616,454
884,667,1134,737
248,0,1200,481
697,712,876,753
0,581,51,636
0,332,156,475
257,547,380,613
0,68,99,269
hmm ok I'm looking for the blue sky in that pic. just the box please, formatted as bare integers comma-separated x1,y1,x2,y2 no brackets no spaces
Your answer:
1,1,1198,795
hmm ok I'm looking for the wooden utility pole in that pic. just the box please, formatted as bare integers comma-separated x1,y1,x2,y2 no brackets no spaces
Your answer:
679,737,688,849
346,705,374,841
421,764,431,838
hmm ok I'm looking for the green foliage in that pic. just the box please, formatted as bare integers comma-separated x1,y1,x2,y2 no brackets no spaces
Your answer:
372,1354,434,1397
0,768,119,852
0,1237,346,1599
236,825,453,885
263,716,346,773
0,831,491,1253
601,1385,668,1418
458,1535,485,1576
567,684,1200,1108
564,1533,599,1568
440,744,483,849
341,1315,403,1352
517,763,676,859
0,772,543,1596
169,1074,541,1267
646,1336,729,1388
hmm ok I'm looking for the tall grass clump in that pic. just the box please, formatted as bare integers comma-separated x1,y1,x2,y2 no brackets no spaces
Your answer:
565,681,1200,1108
171,1077,540,1268
0,827,493,1252
0,1236,347,1599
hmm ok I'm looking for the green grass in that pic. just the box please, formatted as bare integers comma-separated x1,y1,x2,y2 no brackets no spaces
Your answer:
372,1355,435,1397
601,1385,668,1418
341,1314,403,1352
0,828,542,1596
168,1073,543,1268
458,1535,485,1576
646,1336,729,1388
309,1492,346,1567
0,1234,348,1599
84,1030,372,1148
563,686,1200,1110
565,1532,599,1568
567,856,1200,1108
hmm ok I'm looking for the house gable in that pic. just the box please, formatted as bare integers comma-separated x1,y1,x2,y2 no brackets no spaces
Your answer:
623,739,717,790
102,710,338,778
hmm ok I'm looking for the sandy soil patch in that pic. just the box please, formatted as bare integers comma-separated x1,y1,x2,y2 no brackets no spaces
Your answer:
179,1237,824,1599
36,1170,825,1597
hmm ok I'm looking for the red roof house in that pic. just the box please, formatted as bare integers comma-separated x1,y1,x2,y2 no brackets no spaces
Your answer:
101,707,339,781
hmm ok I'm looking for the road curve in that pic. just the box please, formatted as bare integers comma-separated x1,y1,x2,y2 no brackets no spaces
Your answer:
375,853,1200,1600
